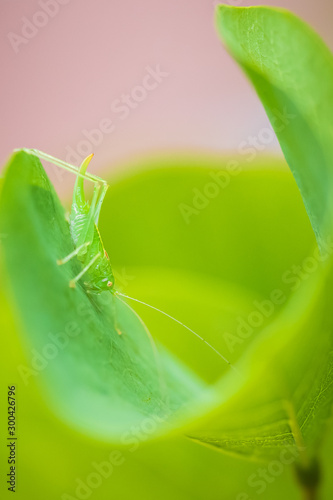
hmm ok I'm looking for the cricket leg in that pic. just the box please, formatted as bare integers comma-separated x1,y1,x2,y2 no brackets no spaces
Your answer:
20,149,108,186
69,252,101,288
94,182,109,225
57,241,91,265
23,148,109,240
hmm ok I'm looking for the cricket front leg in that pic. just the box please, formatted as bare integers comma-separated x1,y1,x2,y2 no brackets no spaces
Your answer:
69,252,101,288
57,241,91,265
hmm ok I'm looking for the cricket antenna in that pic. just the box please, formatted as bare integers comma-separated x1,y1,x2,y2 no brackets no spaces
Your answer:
113,292,169,404
114,291,236,371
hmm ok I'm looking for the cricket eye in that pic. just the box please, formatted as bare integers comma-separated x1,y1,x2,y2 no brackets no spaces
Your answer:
107,281,113,288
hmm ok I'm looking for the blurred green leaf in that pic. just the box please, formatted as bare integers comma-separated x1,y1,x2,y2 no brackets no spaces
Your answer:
1,147,324,466
100,152,333,462
215,5,333,249
101,156,315,378
175,4,333,460
0,152,321,500
0,151,207,442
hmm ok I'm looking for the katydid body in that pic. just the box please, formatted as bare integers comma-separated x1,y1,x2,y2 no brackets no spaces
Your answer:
21,148,234,369
65,154,114,291
23,149,115,291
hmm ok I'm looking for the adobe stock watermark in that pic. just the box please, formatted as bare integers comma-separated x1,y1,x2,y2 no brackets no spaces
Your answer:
7,0,72,54
237,107,295,163
178,106,296,224
223,235,333,353
17,320,81,385
281,236,333,291
16,266,135,385
61,410,176,500
236,443,304,499
38,65,169,185
62,65,169,170
178,160,241,224
113,268,135,289
223,289,286,353
61,450,126,500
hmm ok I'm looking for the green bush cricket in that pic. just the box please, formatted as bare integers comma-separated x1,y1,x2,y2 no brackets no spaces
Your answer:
21,148,233,368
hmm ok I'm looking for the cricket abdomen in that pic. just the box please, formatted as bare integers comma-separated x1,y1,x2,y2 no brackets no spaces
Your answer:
69,207,115,293
69,208,90,248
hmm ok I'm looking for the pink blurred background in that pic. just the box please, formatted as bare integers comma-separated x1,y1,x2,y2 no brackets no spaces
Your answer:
1,0,333,190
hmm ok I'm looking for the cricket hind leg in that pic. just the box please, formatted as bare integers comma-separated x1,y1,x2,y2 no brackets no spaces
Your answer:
24,148,108,233
21,148,107,186
23,149,110,289
23,148,109,230
94,182,109,225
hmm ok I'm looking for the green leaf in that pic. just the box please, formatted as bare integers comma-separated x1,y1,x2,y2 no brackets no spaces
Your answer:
1,147,322,462
2,143,333,476
2,5,333,497
2,151,333,498
190,268,333,461
173,4,333,460
3,5,333,471
101,155,315,377
0,150,207,441
99,153,333,461
215,5,333,249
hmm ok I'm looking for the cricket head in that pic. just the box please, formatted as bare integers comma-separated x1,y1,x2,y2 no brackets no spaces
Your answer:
85,274,115,294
